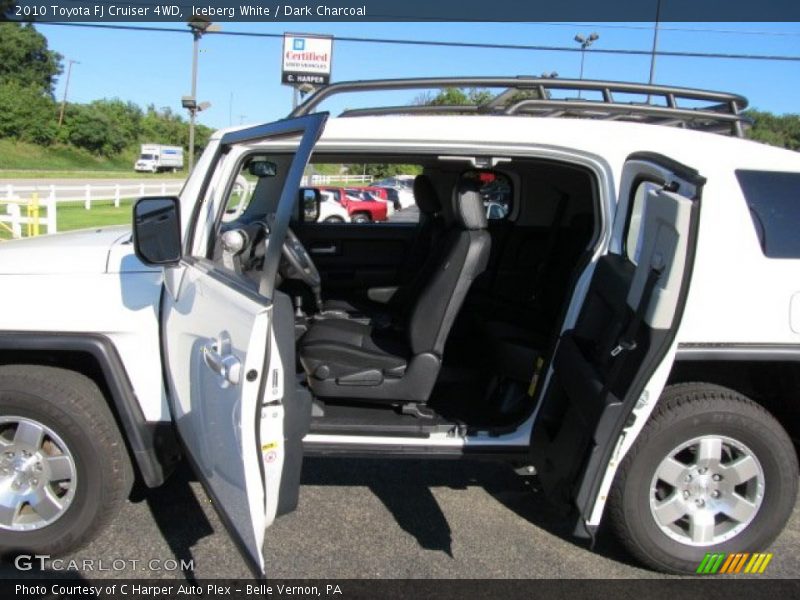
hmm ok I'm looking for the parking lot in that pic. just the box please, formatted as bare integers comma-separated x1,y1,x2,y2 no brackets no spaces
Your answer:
2,457,798,580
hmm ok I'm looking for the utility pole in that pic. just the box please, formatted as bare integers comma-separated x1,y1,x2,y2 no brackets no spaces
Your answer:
648,0,663,86
58,59,79,127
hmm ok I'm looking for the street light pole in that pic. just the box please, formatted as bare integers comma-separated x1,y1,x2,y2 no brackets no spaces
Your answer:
58,59,79,127
579,49,586,80
185,18,217,173
574,33,599,98
188,29,200,172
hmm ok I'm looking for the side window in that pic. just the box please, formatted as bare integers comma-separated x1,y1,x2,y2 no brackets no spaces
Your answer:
458,169,513,220
221,161,262,224
199,153,282,273
302,164,422,224
624,179,661,265
736,170,800,258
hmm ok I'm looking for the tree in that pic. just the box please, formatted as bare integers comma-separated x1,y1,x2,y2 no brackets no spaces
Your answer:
0,80,58,144
62,104,127,156
0,23,62,96
746,110,800,151
414,87,494,107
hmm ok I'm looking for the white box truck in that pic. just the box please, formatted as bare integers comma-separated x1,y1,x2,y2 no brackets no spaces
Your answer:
134,144,184,173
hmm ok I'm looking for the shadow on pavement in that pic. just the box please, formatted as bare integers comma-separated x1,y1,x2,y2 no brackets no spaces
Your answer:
135,456,637,570
299,456,637,567
302,458,454,556
131,462,214,582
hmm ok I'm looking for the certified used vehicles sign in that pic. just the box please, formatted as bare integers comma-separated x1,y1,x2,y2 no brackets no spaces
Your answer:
282,33,334,85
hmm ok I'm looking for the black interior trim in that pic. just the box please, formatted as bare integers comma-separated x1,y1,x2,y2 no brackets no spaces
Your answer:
626,151,707,188
573,174,704,522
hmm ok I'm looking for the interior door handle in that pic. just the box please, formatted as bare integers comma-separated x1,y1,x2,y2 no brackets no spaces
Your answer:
311,245,337,255
202,332,241,387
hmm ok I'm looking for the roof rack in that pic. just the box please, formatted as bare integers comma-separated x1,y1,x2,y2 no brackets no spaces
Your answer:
290,77,749,137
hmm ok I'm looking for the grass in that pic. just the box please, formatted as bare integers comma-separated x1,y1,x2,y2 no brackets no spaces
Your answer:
0,199,133,241
56,199,134,231
0,169,182,180
0,140,185,179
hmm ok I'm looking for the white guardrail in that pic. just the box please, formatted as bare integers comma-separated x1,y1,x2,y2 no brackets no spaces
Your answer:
0,182,184,239
0,174,374,240
2,181,184,208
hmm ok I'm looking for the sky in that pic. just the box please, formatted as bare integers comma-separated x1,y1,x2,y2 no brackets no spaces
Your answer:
38,21,800,131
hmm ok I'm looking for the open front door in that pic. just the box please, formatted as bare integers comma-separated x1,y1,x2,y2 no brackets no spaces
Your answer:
160,114,326,576
530,152,705,538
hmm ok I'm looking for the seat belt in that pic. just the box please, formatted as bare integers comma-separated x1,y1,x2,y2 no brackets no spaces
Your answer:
610,260,665,358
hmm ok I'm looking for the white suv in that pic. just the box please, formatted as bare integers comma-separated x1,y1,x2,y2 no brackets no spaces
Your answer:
0,77,797,576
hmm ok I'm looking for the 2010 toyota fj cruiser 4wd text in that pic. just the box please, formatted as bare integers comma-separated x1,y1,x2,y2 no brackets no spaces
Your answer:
0,77,798,576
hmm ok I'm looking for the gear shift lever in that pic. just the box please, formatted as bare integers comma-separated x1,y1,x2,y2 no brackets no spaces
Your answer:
294,296,305,319
312,286,324,314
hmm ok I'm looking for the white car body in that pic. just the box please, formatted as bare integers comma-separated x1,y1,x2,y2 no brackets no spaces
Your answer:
5,116,798,420
318,189,351,222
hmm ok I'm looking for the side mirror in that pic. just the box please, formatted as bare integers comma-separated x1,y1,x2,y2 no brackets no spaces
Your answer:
300,188,321,223
133,197,182,266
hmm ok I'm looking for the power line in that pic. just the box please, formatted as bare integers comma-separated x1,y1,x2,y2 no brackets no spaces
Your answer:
37,21,800,62
521,22,800,37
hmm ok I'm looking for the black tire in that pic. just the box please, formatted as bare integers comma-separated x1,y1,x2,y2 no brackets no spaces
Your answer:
608,383,798,574
0,365,133,557
323,216,345,223
352,213,371,224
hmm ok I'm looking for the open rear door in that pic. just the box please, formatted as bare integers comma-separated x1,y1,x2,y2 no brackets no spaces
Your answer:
160,114,326,576
530,152,705,538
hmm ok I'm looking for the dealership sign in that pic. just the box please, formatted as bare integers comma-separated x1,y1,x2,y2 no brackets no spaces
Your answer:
282,33,334,86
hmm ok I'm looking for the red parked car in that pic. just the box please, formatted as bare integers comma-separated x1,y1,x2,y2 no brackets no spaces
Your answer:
319,187,388,223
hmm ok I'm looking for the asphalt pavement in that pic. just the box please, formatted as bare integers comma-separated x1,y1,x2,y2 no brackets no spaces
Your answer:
1,458,797,581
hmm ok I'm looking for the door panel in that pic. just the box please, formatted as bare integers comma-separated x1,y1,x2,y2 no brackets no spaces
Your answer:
163,267,273,575
293,222,420,296
530,154,704,537
162,113,327,577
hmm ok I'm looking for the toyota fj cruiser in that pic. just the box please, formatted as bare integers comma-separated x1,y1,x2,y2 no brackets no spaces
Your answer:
0,77,798,576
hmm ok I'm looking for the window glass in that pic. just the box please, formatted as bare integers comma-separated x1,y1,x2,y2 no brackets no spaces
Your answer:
222,172,256,223
625,180,660,265
302,163,422,224
458,170,513,220
736,170,800,259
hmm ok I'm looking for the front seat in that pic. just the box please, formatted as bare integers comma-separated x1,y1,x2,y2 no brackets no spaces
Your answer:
299,180,491,403
322,174,446,323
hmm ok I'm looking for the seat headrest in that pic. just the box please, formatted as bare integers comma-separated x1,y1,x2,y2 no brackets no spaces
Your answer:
455,180,488,230
413,175,441,215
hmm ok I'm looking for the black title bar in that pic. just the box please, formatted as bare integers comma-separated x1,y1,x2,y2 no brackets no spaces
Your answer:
3,0,800,23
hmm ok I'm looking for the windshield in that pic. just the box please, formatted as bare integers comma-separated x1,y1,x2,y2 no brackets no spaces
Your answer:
139,154,155,161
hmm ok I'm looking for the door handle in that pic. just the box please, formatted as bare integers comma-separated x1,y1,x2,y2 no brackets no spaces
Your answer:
311,245,337,255
202,332,241,387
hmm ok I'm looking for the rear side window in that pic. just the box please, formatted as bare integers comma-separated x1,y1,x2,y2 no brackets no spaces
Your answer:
736,170,800,258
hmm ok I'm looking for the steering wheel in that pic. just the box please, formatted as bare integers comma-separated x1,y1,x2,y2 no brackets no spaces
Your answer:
281,227,321,290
